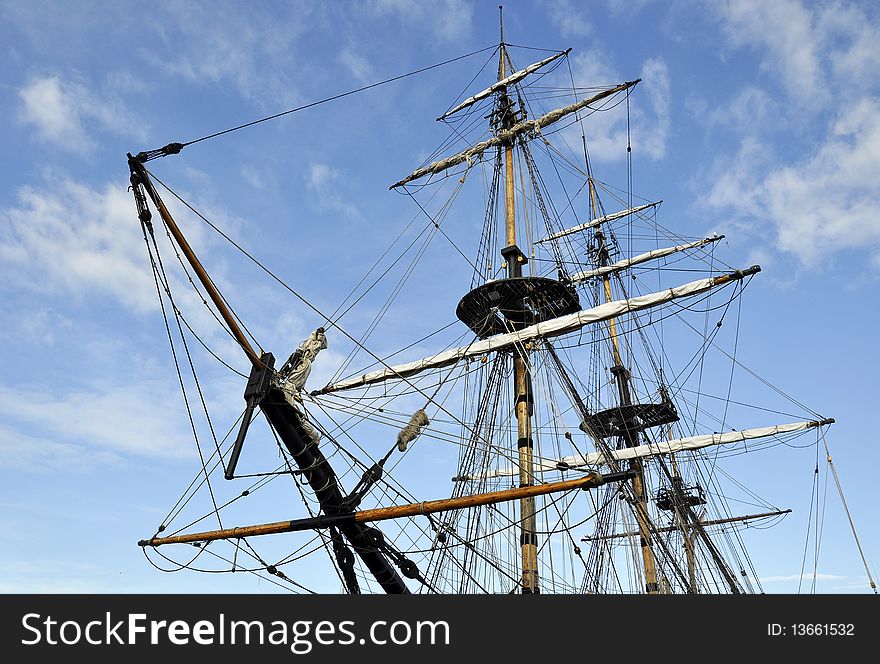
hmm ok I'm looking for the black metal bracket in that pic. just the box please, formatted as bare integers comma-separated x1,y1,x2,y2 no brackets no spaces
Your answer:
225,352,275,480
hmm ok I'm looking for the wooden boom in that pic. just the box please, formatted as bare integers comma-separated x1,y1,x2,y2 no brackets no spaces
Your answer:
140,470,634,548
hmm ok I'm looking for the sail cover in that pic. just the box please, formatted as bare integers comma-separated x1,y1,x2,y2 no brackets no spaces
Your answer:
438,50,571,120
537,201,661,244
392,80,639,188
316,266,759,395
569,235,724,283
455,420,834,480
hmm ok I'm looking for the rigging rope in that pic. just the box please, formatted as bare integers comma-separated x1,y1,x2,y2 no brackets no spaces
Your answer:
144,171,489,447
140,217,225,531
821,430,878,593
134,46,498,161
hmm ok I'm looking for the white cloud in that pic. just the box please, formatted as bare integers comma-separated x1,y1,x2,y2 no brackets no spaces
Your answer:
339,47,375,85
702,138,769,219
0,176,249,335
699,1,880,268
0,383,196,467
818,3,880,88
308,163,338,190
241,164,269,190
703,86,777,134
3,308,73,347
104,70,151,96
564,53,670,162
18,77,90,149
18,75,145,152
541,0,591,38
370,0,472,43
0,424,122,472
142,1,311,106
703,98,880,266
607,0,654,16
766,98,880,263
0,179,158,311
713,0,880,107
306,163,360,219
715,0,823,104
636,58,670,160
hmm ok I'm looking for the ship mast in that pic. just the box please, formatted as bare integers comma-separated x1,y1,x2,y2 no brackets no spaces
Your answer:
380,18,764,593
588,175,660,593
498,9,539,595
668,451,699,592
128,155,412,594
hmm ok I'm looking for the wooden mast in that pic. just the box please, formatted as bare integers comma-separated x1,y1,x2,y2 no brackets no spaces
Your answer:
588,177,661,594
498,9,539,594
669,451,699,592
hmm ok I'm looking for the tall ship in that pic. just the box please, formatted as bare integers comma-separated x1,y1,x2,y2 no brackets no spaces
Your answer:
129,14,874,595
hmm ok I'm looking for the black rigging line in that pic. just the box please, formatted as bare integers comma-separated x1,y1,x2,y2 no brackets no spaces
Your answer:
145,171,484,440
135,46,497,161
404,183,480,273
141,219,225,530
144,541,316,593
798,444,821,594
438,46,501,121
154,409,246,532
503,42,561,53
324,185,453,378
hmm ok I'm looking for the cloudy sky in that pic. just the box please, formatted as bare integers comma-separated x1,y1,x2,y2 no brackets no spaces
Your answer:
1,0,877,594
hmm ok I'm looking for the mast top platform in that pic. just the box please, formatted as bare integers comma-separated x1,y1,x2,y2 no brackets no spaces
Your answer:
456,276,581,338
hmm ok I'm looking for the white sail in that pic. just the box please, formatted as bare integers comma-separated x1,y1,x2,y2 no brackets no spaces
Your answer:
537,201,661,244
455,419,834,481
569,235,724,283
438,50,571,120
315,265,759,395
392,80,639,188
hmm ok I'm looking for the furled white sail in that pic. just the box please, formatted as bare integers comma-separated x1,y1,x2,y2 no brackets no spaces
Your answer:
455,419,834,481
569,235,724,283
315,265,759,395
537,201,661,244
437,50,571,121
391,80,639,188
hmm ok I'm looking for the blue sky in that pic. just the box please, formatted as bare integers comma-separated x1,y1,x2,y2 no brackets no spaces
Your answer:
1,0,878,594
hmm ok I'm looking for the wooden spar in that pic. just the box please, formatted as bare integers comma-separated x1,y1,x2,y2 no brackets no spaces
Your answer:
128,156,409,593
589,180,660,594
316,266,761,395
390,80,639,189
537,201,662,244
357,471,626,522
668,449,699,592
139,470,632,548
128,155,262,369
581,509,793,542
437,49,571,121
568,235,724,283
497,39,540,595
591,183,623,370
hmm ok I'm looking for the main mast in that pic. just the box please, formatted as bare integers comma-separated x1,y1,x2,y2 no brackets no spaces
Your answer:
386,18,763,593
497,20,540,594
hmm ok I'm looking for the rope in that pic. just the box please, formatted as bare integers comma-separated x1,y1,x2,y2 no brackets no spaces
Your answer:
135,46,497,161
821,430,878,593
140,218,225,531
